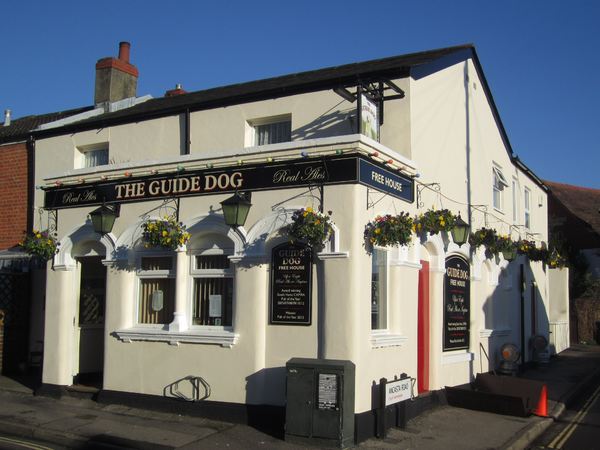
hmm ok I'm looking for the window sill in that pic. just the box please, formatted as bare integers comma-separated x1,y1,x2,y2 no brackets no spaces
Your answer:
113,328,239,347
370,331,408,349
442,351,474,365
479,328,511,339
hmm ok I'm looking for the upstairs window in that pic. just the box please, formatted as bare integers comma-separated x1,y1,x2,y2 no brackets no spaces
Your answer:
76,144,109,169
524,187,531,229
247,115,291,146
492,165,508,211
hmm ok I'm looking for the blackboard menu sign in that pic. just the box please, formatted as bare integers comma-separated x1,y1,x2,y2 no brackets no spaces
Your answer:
443,255,470,351
270,242,312,325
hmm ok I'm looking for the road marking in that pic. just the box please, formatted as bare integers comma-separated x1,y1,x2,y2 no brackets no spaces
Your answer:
548,382,600,449
0,436,56,450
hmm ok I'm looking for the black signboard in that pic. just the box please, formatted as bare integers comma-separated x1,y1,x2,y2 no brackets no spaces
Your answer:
443,255,470,351
358,159,414,203
43,153,414,209
270,242,312,325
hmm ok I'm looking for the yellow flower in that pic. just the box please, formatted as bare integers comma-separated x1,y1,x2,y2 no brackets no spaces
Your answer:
35,233,41,238
374,228,381,235
440,219,446,227
167,238,172,243
47,239,53,245
303,212,308,217
306,207,313,213
411,224,416,232
315,219,320,225
162,230,168,237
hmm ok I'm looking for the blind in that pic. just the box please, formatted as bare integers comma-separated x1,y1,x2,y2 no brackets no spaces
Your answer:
139,278,175,324
256,121,291,145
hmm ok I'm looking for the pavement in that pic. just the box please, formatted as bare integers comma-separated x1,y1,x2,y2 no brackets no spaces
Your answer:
0,344,599,450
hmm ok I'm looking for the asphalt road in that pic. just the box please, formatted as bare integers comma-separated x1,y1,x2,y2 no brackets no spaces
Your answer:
529,376,600,450
0,434,65,450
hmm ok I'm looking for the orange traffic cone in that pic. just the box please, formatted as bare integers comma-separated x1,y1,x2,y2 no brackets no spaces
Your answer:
533,384,548,417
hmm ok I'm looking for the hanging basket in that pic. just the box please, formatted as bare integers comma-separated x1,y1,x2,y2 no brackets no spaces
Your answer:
287,207,333,250
141,216,191,250
364,213,413,248
19,230,59,261
414,208,457,236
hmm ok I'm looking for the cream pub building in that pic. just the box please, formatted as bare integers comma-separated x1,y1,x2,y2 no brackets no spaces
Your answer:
32,43,568,441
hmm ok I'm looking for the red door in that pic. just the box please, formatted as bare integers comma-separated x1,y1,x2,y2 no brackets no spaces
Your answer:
418,260,430,393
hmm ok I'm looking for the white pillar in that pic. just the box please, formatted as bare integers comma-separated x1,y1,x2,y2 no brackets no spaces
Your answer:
318,254,358,362
428,268,446,390
168,246,189,332
42,265,76,386
233,258,268,404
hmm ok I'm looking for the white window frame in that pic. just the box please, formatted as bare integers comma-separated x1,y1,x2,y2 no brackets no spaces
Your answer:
245,114,292,147
189,246,234,331
134,253,176,329
371,247,389,331
492,165,508,211
524,187,531,229
75,143,109,169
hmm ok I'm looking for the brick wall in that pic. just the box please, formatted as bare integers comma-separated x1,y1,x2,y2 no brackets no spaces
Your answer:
0,142,29,250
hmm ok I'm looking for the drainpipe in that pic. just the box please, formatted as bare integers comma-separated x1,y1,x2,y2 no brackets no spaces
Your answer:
27,136,35,234
184,108,190,155
520,264,526,366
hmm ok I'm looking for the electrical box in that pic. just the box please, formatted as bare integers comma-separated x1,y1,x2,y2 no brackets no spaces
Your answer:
285,358,355,448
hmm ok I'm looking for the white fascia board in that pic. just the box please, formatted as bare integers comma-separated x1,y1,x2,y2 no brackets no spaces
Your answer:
44,134,418,182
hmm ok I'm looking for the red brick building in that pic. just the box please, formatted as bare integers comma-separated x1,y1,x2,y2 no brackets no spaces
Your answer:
0,108,90,374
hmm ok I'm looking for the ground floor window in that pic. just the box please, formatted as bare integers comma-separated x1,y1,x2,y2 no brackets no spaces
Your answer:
192,253,233,326
371,248,388,330
138,256,175,324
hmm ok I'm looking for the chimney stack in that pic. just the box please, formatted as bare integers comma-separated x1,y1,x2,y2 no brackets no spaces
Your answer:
94,41,139,105
165,84,188,97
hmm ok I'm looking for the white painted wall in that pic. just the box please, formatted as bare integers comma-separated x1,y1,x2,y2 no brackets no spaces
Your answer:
34,54,557,418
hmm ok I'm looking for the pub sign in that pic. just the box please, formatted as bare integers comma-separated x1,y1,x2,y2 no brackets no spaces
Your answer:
443,254,470,351
270,242,312,325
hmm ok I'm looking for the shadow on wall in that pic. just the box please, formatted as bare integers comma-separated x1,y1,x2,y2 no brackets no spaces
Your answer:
478,259,550,374
245,367,286,438
292,109,355,141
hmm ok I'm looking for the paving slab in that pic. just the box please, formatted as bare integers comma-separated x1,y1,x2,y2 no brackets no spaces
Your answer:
0,345,599,450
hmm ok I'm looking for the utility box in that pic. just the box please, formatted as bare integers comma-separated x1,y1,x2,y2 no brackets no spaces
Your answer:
285,358,355,448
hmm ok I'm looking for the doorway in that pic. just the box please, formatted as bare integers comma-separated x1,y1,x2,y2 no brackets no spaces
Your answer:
74,256,106,386
417,260,430,393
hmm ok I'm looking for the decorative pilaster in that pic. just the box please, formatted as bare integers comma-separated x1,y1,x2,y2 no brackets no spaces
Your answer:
168,246,189,332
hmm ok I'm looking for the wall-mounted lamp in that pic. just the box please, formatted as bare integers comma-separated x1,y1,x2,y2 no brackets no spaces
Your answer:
451,213,470,246
90,204,120,235
220,192,252,228
502,245,517,262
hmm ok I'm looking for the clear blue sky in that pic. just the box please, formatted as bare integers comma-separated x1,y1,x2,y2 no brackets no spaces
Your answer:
2,1,599,188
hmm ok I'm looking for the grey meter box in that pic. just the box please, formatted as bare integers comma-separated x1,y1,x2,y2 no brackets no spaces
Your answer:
285,358,355,448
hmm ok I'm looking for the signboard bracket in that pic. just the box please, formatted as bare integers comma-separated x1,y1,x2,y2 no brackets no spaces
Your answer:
366,187,388,210
416,182,440,208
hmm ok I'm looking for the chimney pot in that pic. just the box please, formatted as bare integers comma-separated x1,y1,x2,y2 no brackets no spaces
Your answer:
3,109,11,127
118,41,131,63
